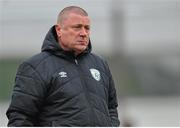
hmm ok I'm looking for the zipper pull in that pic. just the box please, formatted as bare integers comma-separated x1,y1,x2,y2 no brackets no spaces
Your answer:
75,59,78,65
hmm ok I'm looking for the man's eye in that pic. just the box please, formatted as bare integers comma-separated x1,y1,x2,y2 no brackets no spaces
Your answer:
72,25,81,29
71,25,90,31
85,26,90,30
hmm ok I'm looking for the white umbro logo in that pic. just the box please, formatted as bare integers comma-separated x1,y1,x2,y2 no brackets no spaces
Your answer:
59,71,67,78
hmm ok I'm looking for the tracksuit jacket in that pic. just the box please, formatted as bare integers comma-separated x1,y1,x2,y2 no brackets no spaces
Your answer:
6,26,120,126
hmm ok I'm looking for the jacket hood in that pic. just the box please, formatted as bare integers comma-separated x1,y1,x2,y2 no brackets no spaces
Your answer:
41,25,92,58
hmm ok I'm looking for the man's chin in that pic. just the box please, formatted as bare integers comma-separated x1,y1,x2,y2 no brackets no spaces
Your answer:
77,46,87,51
74,47,87,55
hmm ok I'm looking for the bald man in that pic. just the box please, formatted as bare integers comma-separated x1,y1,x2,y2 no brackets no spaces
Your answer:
6,6,120,127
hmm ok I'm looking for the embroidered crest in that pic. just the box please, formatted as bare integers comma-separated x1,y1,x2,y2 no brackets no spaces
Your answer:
90,68,101,81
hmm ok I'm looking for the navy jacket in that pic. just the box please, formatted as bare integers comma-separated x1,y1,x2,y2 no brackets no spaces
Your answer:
6,26,120,126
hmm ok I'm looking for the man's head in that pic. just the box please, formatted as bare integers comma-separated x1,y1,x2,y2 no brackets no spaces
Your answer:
55,6,90,55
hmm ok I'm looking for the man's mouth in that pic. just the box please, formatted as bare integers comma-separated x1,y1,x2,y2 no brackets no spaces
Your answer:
77,41,87,45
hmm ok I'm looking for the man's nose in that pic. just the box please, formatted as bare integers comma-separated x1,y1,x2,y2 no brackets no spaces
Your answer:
79,28,88,36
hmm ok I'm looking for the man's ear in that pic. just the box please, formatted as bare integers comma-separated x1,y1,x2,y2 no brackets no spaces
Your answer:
55,24,61,38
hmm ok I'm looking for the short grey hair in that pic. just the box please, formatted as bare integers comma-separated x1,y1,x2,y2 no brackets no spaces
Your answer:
57,6,88,24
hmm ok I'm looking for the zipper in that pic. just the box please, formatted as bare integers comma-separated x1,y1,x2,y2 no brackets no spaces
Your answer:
74,59,78,65
74,58,96,126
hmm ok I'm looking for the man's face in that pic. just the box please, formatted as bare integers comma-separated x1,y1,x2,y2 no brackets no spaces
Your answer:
56,13,90,55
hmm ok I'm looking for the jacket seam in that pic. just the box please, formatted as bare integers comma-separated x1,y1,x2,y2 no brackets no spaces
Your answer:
93,107,110,118
16,74,39,82
24,62,46,85
89,91,108,108
9,105,36,117
51,61,75,76
25,52,53,85
53,75,79,89
34,52,53,68
13,89,44,100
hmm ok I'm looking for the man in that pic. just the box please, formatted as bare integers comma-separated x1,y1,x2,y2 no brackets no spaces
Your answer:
6,6,120,126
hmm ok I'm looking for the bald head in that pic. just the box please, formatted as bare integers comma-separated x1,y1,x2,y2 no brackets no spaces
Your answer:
57,6,88,25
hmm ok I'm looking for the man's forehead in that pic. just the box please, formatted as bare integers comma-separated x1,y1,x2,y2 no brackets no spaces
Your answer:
67,13,89,19
59,12,90,26
65,13,90,23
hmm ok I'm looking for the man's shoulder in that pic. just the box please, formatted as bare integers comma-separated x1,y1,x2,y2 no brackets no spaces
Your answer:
89,53,106,64
89,53,103,60
88,53,110,70
23,52,52,68
15,52,52,77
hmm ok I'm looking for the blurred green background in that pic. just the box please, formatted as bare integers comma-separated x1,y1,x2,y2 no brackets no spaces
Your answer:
0,59,22,100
